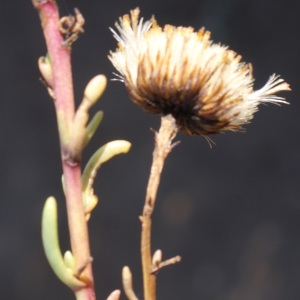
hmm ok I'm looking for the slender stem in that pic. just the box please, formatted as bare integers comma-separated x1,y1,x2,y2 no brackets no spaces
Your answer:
32,1,95,299
63,163,95,300
141,114,178,300
33,0,75,129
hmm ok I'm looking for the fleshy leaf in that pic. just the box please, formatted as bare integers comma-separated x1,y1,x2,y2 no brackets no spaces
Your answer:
41,196,86,289
81,140,131,218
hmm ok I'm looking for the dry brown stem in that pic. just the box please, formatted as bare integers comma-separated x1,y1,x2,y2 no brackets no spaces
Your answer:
140,114,179,300
151,255,182,274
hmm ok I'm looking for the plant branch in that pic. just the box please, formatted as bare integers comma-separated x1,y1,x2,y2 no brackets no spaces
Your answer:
140,114,179,300
33,0,75,134
32,1,95,299
151,255,182,275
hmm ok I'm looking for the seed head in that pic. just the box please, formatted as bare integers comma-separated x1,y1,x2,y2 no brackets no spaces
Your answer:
108,8,290,136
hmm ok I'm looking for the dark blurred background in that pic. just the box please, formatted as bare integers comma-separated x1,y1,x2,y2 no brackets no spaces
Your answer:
0,0,299,299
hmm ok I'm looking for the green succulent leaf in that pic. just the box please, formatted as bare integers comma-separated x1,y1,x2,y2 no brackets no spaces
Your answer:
41,197,86,290
81,140,131,217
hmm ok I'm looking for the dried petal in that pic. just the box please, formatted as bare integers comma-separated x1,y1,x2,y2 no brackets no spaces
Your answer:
109,8,290,136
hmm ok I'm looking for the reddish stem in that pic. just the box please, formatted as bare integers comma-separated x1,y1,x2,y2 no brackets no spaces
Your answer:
33,1,95,299
34,0,75,126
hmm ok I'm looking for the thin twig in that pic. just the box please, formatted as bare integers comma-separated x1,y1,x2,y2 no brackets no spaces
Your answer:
151,255,182,275
140,114,179,300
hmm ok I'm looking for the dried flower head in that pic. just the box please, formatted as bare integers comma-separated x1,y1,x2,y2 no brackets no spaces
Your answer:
108,8,290,136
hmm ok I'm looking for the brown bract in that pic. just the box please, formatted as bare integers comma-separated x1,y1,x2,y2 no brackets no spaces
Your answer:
109,8,290,136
